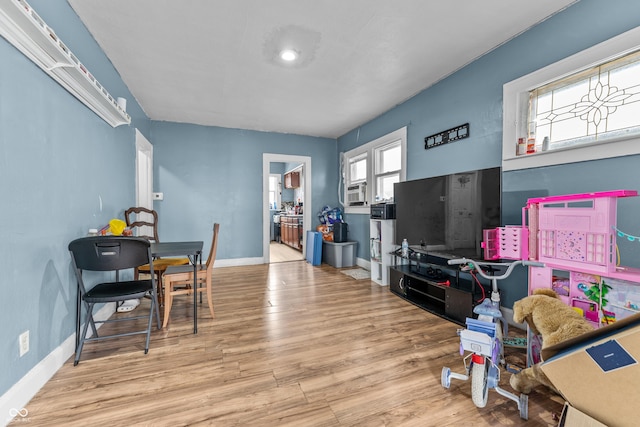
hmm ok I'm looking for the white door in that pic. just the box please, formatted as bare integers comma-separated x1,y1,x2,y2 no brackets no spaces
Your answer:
135,129,154,237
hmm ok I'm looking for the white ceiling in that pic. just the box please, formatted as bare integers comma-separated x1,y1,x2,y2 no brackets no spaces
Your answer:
68,0,577,138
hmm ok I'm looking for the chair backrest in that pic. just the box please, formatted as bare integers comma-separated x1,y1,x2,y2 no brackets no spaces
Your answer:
125,207,159,242
205,223,220,271
69,236,152,272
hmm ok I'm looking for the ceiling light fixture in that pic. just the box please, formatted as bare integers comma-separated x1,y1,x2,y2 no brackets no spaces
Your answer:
280,49,298,61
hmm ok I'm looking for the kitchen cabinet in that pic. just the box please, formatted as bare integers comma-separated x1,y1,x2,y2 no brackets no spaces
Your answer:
284,171,300,189
282,218,292,247
281,216,302,251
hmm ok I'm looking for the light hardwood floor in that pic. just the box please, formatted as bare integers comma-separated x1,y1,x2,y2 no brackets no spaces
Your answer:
18,262,564,426
270,241,304,262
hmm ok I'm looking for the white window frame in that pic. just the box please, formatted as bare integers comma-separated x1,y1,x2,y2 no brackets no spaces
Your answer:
343,127,407,214
502,26,640,172
348,153,368,184
268,173,281,210
374,141,402,202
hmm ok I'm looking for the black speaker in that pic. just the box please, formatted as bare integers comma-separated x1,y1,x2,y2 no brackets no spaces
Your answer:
333,222,348,243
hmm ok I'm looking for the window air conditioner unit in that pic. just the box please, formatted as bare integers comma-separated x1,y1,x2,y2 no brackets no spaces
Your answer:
347,182,366,206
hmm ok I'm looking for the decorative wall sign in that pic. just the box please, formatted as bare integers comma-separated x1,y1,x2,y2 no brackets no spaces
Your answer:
424,123,469,150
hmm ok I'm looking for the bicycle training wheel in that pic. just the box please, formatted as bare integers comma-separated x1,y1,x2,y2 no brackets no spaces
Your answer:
471,359,490,408
441,367,451,389
519,393,528,420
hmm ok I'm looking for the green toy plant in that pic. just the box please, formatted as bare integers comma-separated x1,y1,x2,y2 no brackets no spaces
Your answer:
585,279,613,324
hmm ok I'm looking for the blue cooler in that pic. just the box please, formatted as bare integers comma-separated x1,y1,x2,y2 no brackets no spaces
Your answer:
305,231,323,266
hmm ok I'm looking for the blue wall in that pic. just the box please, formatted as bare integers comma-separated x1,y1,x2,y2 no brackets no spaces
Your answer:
148,122,335,261
338,0,640,306
0,0,148,400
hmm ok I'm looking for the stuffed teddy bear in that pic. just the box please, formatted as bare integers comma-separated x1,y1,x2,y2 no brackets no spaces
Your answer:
509,288,594,394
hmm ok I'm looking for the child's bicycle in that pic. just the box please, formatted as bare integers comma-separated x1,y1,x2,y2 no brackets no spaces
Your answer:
440,258,543,420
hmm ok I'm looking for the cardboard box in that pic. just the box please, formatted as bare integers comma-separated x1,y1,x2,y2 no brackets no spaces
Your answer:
541,312,640,427
558,402,607,427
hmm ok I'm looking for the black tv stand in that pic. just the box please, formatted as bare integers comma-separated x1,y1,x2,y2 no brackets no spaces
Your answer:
389,251,487,325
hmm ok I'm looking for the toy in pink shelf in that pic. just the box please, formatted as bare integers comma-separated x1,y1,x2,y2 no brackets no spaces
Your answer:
551,276,570,296
572,272,601,306
556,231,587,262
571,298,599,323
601,277,640,322
625,300,639,311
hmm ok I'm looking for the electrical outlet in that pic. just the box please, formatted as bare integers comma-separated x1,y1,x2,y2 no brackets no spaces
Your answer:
19,331,29,357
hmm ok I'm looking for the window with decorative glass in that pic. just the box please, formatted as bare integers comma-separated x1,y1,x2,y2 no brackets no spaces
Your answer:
525,49,640,154
503,27,640,171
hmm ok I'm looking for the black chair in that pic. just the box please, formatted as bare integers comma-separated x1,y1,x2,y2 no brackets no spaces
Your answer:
69,236,161,365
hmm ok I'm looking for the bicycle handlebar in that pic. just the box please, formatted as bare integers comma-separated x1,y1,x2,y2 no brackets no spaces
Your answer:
447,258,544,281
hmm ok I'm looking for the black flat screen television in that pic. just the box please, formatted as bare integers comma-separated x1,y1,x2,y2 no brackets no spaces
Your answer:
394,167,501,259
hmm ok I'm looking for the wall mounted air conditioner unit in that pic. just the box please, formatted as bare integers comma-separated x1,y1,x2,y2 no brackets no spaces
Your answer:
0,0,131,127
347,182,367,206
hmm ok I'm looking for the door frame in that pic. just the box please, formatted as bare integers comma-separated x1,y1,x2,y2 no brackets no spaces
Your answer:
134,129,154,236
135,129,153,208
262,153,312,263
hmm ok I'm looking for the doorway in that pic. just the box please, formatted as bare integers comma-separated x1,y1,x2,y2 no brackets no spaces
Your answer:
262,154,312,264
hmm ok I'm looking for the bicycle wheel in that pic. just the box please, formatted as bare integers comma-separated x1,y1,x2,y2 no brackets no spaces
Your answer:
441,367,451,389
519,393,528,420
495,319,505,365
471,358,490,408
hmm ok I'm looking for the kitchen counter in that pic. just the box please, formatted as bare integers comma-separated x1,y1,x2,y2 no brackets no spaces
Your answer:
280,215,303,251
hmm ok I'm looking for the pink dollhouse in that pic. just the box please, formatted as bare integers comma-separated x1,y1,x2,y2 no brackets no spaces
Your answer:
484,190,640,328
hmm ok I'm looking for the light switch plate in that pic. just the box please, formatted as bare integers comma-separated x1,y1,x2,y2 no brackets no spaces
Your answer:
152,192,164,201
19,331,29,357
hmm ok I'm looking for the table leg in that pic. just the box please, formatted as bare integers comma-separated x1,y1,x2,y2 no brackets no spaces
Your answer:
156,272,164,307
76,282,81,350
193,255,198,334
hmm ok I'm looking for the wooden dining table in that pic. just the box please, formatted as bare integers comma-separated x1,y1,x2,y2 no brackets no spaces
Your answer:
151,241,203,333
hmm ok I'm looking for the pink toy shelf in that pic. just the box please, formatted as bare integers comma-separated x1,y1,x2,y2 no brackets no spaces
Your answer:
482,226,529,261
483,189,640,329
484,190,640,278
525,190,639,280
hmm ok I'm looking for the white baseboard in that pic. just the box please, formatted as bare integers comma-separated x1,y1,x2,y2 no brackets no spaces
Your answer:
356,257,370,270
216,256,370,269
0,303,114,427
216,257,264,267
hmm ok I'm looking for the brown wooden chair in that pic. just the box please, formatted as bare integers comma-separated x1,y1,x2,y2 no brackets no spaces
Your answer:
124,206,160,242
124,207,189,303
162,223,219,328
